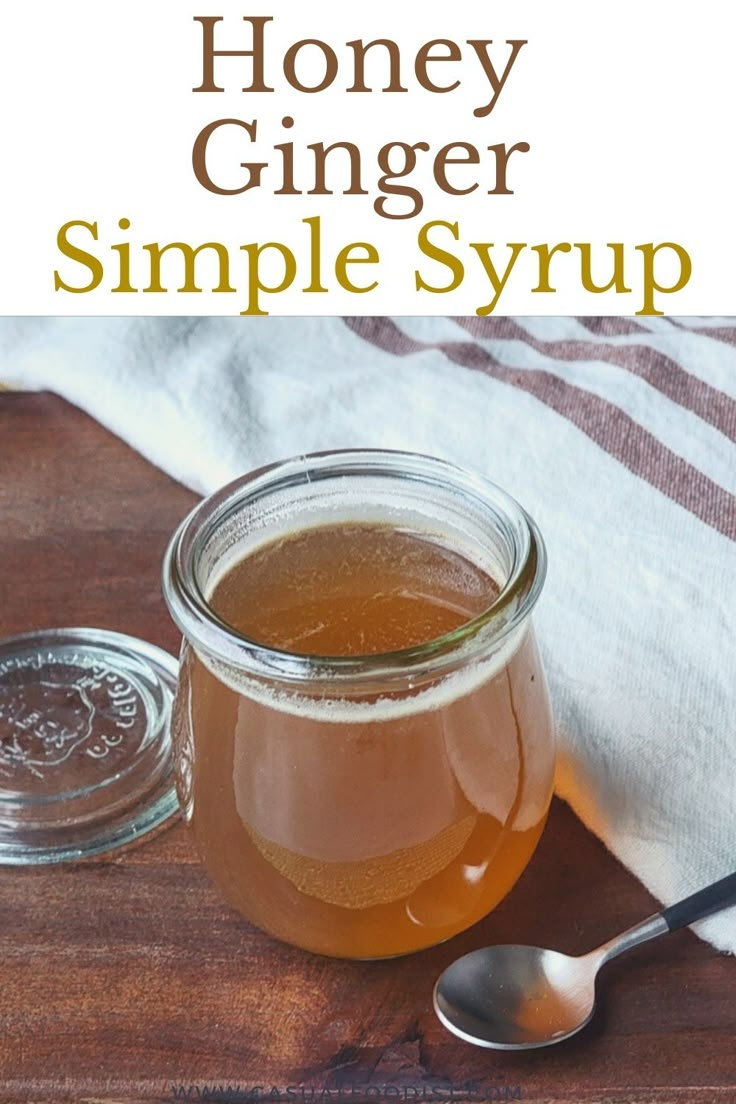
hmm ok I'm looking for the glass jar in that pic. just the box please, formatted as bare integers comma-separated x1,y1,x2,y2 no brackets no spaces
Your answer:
162,450,555,959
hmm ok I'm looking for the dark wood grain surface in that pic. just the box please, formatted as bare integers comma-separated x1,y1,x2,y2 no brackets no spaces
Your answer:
0,392,733,1104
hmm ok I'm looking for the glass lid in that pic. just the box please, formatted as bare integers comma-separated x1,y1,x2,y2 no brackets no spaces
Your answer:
0,627,179,864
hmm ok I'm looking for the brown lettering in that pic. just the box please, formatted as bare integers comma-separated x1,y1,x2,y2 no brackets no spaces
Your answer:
346,39,407,92
467,39,527,118
283,40,339,93
192,118,265,196
433,143,480,195
487,141,530,194
307,142,368,196
192,16,274,93
415,40,462,93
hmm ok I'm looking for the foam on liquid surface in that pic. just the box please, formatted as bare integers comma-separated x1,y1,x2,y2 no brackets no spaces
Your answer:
199,520,525,722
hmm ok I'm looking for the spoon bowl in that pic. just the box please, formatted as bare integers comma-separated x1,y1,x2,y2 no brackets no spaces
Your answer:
434,945,600,1050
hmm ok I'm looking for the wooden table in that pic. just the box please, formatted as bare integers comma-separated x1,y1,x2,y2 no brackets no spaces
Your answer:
0,392,733,1104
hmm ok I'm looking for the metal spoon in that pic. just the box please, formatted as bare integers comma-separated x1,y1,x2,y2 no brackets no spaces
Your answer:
434,869,736,1050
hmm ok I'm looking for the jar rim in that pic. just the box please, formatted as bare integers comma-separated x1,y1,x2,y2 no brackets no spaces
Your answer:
161,449,547,686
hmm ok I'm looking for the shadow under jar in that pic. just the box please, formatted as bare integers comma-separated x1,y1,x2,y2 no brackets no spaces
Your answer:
162,450,555,959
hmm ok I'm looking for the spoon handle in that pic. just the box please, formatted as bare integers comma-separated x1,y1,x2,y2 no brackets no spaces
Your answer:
598,870,736,965
661,869,736,932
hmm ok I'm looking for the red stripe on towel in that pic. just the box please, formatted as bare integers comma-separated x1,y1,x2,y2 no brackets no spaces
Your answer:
344,316,736,542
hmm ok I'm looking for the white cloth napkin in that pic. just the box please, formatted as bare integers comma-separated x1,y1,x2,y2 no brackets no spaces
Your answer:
2,314,735,953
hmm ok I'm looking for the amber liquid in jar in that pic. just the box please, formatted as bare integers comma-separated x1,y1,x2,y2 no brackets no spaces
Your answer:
176,523,555,958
